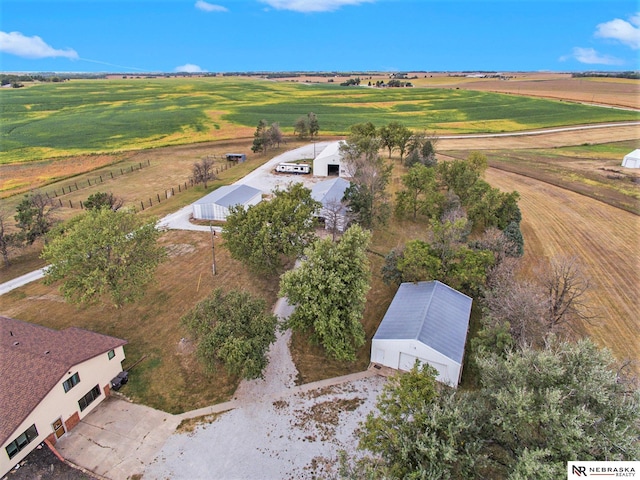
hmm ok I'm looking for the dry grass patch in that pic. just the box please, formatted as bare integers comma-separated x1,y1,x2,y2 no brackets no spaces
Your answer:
0,230,281,413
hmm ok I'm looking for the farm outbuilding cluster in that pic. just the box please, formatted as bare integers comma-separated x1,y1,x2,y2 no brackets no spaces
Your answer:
313,141,352,177
192,184,262,221
371,281,472,387
622,149,640,168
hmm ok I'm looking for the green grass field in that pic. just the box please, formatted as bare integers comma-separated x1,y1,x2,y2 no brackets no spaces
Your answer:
2,77,638,164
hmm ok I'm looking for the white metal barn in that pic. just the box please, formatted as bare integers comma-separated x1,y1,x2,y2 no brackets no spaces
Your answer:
311,177,351,232
192,184,262,221
371,281,472,387
313,141,352,177
622,149,640,168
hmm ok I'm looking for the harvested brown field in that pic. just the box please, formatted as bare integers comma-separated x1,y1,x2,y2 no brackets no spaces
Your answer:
267,72,640,109
485,168,640,373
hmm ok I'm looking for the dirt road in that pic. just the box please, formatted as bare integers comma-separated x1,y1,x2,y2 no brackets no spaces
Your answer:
485,168,640,370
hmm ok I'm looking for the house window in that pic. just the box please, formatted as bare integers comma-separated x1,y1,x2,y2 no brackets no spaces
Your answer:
5,424,38,459
108,349,115,360
78,385,101,412
62,372,80,393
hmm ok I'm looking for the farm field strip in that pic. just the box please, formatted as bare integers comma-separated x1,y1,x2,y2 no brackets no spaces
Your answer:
485,168,640,372
2,78,638,165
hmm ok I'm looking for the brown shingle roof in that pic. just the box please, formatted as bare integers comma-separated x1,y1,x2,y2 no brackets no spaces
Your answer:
0,316,127,445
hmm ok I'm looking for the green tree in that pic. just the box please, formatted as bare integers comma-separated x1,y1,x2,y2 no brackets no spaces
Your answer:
279,224,371,361
294,116,309,139
222,183,320,274
307,112,319,138
181,288,278,380
437,159,482,205
348,122,378,140
14,192,57,245
503,221,524,256
395,163,443,220
396,240,442,283
41,208,165,307
355,339,640,480
379,121,412,161
252,119,270,153
358,363,479,480
84,191,124,211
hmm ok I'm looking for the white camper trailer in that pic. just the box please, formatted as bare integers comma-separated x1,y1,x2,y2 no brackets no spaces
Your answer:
275,162,311,174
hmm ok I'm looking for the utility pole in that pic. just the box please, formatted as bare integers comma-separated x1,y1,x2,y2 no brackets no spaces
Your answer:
210,226,217,276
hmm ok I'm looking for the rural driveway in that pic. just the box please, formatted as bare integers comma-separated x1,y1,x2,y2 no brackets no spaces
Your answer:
156,141,331,232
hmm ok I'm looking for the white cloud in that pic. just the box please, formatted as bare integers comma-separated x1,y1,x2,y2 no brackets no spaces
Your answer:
0,31,78,59
259,0,373,13
195,1,228,12
175,63,204,73
561,47,624,66
594,13,640,49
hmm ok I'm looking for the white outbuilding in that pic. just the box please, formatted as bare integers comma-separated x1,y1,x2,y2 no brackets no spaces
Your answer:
192,184,262,221
311,177,351,232
371,281,472,387
313,141,352,177
622,149,640,168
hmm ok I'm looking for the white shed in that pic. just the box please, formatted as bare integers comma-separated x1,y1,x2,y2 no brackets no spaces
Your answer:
311,177,351,232
192,184,262,221
313,141,352,177
371,281,472,387
622,149,640,168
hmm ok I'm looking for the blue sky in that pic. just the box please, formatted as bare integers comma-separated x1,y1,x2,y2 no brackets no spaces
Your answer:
1,0,638,73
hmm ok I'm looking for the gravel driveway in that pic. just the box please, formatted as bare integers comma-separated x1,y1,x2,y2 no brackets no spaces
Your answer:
144,262,387,479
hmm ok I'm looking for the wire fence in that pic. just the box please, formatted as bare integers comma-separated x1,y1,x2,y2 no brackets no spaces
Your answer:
49,156,242,211
43,159,152,203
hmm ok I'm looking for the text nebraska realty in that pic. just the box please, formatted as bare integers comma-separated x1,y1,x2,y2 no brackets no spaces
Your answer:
572,465,636,477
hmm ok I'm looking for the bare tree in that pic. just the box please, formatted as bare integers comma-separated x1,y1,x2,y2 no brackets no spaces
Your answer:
193,157,216,188
484,258,546,348
321,198,354,242
538,255,594,333
0,211,18,267
268,122,284,148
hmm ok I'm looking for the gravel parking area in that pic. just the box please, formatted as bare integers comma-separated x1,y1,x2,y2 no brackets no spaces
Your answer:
145,375,386,480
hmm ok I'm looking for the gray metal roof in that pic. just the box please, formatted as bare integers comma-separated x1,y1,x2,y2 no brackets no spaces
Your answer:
373,281,472,363
311,177,351,208
194,184,261,209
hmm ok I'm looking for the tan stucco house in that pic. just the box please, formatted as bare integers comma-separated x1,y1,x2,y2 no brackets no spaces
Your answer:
0,316,127,476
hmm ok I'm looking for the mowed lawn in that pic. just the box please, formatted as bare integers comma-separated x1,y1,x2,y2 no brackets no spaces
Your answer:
2,77,638,164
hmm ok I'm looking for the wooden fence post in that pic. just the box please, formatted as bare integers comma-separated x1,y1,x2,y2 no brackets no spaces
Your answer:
141,201,145,210
59,199,63,207
69,200,73,208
